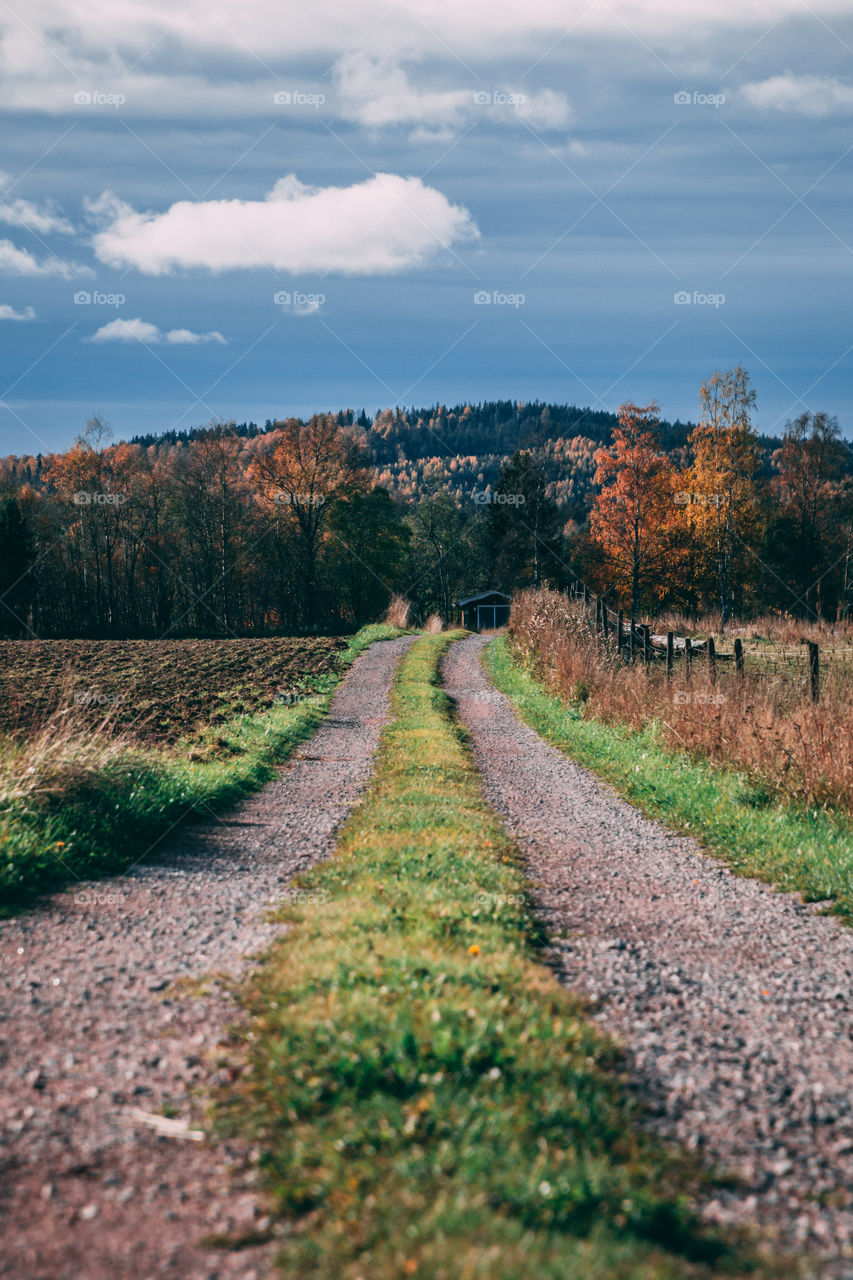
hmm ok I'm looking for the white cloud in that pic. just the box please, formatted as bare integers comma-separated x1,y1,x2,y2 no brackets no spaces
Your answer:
334,51,474,129
513,89,573,130
334,51,572,135
0,173,74,234
741,74,853,117
0,303,36,320
0,239,91,278
90,317,226,344
89,173,478,276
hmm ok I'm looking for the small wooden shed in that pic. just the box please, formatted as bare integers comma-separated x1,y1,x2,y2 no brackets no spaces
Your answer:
458,591,511,632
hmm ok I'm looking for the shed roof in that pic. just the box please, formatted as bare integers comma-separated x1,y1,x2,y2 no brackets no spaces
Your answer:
457,591,511,607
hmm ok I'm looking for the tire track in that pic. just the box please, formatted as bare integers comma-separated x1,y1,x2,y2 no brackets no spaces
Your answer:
0,635,413,1280
444,634,853,1277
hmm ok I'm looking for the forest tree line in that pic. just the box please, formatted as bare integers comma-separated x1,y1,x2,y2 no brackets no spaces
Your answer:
0,368,850,637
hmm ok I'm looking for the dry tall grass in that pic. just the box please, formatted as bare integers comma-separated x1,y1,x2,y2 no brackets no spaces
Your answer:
509,589,853,813
0,712,135,810
423,613,444,634
384,595,411,628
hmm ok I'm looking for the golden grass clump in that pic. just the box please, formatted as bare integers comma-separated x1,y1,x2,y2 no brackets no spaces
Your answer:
0,712,133,810
384,594,411,628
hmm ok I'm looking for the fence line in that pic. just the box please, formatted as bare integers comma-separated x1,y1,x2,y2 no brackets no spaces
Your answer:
566,580,822,702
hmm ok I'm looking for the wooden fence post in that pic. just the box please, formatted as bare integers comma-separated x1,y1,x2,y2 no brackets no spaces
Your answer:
707,636,716,685
685,636,692,678
666,631,674,678
642,625,651,666
601,603,609,642
807,640,819,702
629,618,636,663
734,637,744,677
617,610,624,660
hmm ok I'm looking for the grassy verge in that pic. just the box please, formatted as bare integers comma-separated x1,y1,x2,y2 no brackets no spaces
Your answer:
217,634,777,1280
488,634,853,922
0,624,404,913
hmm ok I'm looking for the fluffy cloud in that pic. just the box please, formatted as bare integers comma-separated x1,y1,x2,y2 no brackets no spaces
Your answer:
90,318,226,344
0,173,74,234
334,52,474,129
0,303,36,320
741,74,853,117
334,51,571,134
89,174,478,276
0,239,91,278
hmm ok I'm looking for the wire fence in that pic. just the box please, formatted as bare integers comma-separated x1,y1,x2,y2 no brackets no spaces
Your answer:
566,581,825,702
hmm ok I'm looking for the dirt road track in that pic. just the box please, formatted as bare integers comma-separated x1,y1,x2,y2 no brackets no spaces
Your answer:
444,634,853,1278
0,636,412,1280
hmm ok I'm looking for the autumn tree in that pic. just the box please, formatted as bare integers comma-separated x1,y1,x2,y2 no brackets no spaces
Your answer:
766,411,852,617
684,367,764,626
589,402,675,616
250,415,370,629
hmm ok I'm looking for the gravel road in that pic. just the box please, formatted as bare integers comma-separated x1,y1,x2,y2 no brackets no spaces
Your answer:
0,636,412,1280
444,634,853,1277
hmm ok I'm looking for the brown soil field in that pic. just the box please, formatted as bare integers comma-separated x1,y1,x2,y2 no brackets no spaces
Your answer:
0,638,347,745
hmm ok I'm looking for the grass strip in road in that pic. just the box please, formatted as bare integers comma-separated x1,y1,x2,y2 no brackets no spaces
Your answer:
488,634,853,923
0,624,403,913
217,633,777,1280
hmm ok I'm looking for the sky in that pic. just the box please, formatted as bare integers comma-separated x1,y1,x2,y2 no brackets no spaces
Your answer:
0,0,851,455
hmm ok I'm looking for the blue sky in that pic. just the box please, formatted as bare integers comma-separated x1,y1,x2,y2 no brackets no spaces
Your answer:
0,0,851,454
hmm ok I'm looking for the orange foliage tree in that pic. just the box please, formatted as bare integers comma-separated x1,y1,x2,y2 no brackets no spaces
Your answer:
590,401,675,616
249,415,370,628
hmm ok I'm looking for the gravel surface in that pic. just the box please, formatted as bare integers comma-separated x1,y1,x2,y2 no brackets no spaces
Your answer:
0,636,412,1280
444,634,853,1277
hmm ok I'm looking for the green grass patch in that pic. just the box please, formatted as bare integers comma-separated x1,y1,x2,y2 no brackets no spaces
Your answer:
217,634,778,1280
487,634,853,922
0,624,405,913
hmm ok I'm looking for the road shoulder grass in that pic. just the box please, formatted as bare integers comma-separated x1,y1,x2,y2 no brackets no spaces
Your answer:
216,633,778,1280
487,634,853,922
0,624,404,913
